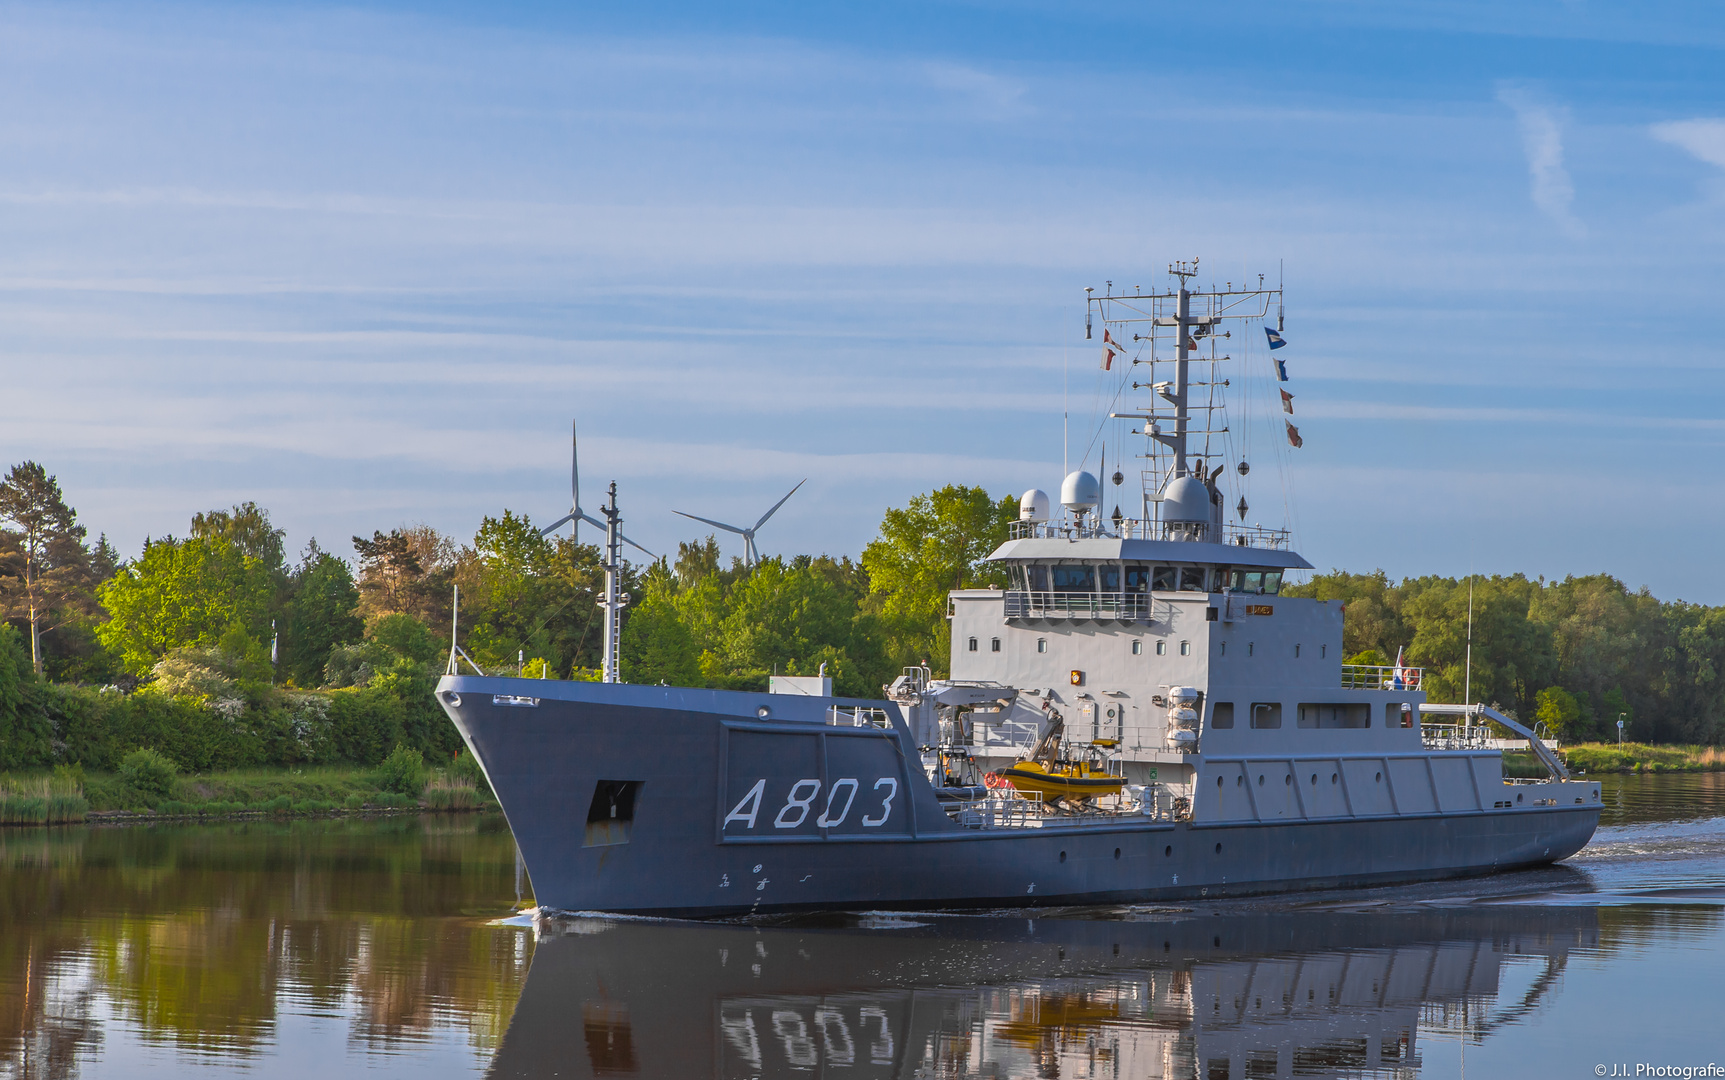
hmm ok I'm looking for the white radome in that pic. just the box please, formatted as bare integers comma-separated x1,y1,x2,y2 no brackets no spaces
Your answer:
1060,470,1101,513
1019,488,1050,523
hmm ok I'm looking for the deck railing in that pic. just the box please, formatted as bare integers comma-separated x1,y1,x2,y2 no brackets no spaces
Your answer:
1003,591,1156,620
1340,663,1424,690
826,706,893,729
1008,519,1291,549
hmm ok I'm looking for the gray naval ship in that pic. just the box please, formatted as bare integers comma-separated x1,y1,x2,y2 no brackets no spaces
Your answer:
436,264,1602,917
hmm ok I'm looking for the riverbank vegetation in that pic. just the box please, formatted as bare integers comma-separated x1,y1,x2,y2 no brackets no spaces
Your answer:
7,456,1725,792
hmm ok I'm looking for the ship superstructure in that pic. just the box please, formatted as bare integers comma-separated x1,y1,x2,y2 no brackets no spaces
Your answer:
435,264,1602,917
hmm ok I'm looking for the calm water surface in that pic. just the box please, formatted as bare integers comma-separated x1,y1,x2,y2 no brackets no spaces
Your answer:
3,778,1724,1079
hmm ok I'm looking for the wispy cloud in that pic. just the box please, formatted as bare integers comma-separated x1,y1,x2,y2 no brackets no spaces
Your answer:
1496,84,1584,237
1651,118,1725,177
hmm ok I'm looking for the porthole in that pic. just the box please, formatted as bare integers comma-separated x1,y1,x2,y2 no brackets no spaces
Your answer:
1164,845,1173,857
1216,776,1224,788
1331,773,1338,784
1248,642,1255,657
1213,935,1222,947
1235,776,1243,787
1284,774,1291,786
1258,775,1265,786
1059,850,1067,862
1310,773,1317,785
1214,843,1222,854
1114,847,1121,860
1295,644,1301,658
1375,772,1383,782
1516,793,1523,804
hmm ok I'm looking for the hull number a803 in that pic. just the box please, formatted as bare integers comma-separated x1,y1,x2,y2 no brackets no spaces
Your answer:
724,778,899,830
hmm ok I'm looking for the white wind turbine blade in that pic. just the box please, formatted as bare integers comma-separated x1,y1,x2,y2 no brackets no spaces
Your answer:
673,510,749,536
752,479,806,532
538,512,577,536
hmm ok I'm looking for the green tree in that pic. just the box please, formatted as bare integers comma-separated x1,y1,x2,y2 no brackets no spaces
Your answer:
1533,686,1583,740
191,502,286,573
861,485,1017,674
1283,569,1408,659
281,546,364,686
0,462,104,675
96,536,276,676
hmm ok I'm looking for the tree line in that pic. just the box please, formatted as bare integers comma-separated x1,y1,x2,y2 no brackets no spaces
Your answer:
1,456,1722,770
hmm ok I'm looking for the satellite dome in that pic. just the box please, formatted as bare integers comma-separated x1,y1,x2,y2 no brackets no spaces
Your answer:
1019,488,1050,523
1161,475,1210,523
1060,471,1101,513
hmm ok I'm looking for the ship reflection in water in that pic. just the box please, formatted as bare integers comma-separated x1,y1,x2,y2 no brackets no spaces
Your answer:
489,887,1648,1080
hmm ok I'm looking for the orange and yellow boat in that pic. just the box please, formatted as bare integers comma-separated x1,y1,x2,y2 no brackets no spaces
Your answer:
998,759,1125,804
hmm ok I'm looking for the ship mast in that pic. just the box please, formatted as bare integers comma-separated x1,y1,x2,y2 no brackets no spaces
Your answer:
600,482,628,683
1086,261,1285,542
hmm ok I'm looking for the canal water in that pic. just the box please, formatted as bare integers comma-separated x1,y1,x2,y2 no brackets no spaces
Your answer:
3,773,1724,1079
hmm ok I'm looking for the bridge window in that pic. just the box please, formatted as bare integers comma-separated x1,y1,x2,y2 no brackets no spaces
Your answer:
1249,702,1282,729
1125,565,1151,593
1152,566,1177,591
1229,569,1285,596
1027,565,1050,591
1211,702,1235,729
1098,564,1120,591
1052,564,1095,592
1180,566,1207,592
1297,703,1371,729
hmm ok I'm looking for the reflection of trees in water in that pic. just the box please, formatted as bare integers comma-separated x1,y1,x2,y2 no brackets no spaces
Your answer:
0,818,533,1074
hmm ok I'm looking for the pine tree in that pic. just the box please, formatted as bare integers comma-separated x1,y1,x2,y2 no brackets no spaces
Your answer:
0,462,98,675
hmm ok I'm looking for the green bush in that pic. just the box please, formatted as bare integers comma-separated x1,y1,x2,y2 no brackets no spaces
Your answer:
293,799,334,814
373,792,415,810
343,793,365,810
451,749,495,801
46,793,88,823
119,748,178,801
375,744,426,797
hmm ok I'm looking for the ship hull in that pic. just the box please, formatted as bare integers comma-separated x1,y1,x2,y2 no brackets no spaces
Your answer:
437,675,1601,917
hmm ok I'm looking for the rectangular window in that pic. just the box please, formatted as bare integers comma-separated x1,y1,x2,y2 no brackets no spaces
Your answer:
1294,644,1301,658
1232,570,1265,594
1027,565,1050,591
1037,639,1047,653
1249,702,1282,729
1297,703,1372,729
990,637,1001,653
1180,566,1207,592
1125,565,1151,593
1051,564,1095,592
1152,566,1177,592
584,780,641,847
1180,640,1191,656
1131,640,1142,655
1098,564,1121,591
1388,702,1412,728
1211,567,1229,593
1211,702,1235,729
968,637,978,652
1155,640,1166,656
1262,570,1284,595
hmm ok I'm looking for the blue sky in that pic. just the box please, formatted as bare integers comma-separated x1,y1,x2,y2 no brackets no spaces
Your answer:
6,1,1725,599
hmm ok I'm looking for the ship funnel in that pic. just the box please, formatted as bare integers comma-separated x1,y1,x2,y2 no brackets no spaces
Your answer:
1019,488,1050,523
1060,471,1100,514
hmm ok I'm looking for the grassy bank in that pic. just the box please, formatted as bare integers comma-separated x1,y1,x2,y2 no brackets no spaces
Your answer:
0,756,498,825
1559,742,1725,774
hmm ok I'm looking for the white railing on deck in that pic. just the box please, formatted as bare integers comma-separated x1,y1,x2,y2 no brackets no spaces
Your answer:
1003,591,1156,620
1009,519,1290,549
827,706,893,729
1340,663,1424,690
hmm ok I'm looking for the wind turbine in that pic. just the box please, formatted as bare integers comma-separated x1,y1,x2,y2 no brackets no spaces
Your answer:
539,420,656,558
674,480,806,569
